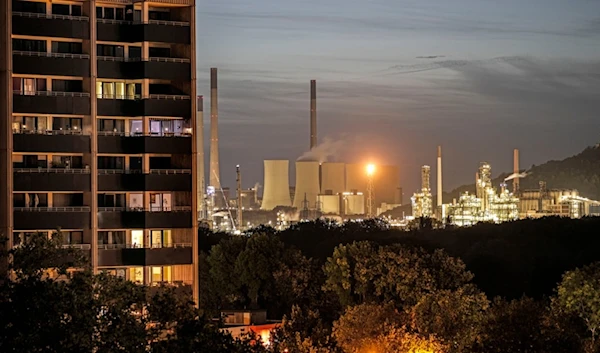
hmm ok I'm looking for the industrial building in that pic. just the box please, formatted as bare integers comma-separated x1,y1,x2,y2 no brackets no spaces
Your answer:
1,0,199,302
446,163,519,226
411,165,433,218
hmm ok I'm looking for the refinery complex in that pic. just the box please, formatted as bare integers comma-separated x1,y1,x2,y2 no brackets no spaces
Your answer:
197,70,600,232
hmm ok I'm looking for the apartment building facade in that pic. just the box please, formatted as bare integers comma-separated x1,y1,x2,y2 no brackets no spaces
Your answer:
0,0,199,303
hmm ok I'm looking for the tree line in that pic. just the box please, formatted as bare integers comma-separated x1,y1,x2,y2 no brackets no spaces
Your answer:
4,216,600,352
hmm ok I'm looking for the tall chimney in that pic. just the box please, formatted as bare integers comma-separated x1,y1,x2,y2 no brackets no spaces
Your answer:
437,145,442,206
310,80,317,149
513,149,520,194
236,165,242,230
196,96,205,219
209,68,220,190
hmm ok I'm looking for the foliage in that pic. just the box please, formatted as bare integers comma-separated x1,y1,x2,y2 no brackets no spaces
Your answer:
553,262,600,352
475,297,579,353
323,242,474,309
0,232,267,353
272,305,339,353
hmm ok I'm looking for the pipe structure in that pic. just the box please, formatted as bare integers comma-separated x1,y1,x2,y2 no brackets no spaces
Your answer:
196,96,205,220
437,146,443,207
209,68,220,190
310,80,317,149
513,149,520,194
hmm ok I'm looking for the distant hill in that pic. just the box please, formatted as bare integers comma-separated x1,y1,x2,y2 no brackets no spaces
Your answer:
383,145,600,217
444,144,600,202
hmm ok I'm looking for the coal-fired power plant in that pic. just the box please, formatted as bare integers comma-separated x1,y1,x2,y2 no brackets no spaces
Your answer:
293,161,321,210
310,80,317,150
209,67,221,191
261,160,292,210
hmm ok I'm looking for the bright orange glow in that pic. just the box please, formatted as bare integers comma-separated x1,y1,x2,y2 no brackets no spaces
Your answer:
366,164,376,176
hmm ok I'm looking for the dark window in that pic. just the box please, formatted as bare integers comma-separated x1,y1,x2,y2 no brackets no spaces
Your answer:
71,5,82,16
36,78,46,91
98,194,125,208
98,119,125,133
52,79,83,93
130,157,142,170
14,193,48,207
51,41,83,54
98,156,125,170
98,231,126,245
149,157,171,169
53,193,84,207
97,44,124,58
149,47,170,58
13,39,46,52
62,231,84,245
104,7,115,20
116,8,124,20
96,6,102,19
52,4,70,16
53,117,82,131
13,0,46,14
129,47,142,59
51,155,83,169
149,10,170,21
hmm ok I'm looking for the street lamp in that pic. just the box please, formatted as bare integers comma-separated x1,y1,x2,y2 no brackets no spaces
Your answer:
366,164,376,218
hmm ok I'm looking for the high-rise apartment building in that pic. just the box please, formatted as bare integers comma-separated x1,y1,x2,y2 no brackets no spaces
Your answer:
0,0,198,303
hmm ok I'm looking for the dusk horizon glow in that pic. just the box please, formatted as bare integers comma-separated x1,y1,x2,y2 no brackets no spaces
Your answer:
196,0,600,194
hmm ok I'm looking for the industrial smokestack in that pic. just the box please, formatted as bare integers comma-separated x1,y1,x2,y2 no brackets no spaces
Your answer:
196,96,205,220
236,165,242,230
209,68,220,191
310,80,317,150
437,146,442,206
513,149,520,194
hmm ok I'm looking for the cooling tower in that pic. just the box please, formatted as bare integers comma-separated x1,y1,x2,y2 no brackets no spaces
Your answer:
321,162,345,195
293,161,321,210
261,160,292,210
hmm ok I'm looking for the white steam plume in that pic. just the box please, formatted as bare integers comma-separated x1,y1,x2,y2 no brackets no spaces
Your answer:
504,171,529,182
297,136,347,163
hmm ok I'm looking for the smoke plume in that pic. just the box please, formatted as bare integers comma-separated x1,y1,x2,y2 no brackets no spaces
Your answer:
297,136,347,163
504,171,529,181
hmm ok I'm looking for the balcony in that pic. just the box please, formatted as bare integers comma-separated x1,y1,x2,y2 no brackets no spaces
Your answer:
98,243,192,267
13,168,91,192
13,91,90,115
97,169,192,192
12,12,90,39
97,133,191,154
13,51,90,77
97,57,191,80
13,130,90,153
97,207,192,229
97,19,190,44
14,207,91,230
96,95,191,118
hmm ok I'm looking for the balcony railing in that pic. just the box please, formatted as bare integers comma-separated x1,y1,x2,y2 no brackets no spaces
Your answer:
98,206,191,212
98,169,143,174
14,207,91,212
14,168,90,174
61,244,92,250
147,19,189,27
13,128,85,135
13,11,89,21
98,242,191,250
148,94,190,100
13,90,90,97
148,57,190,63
149,169,191,175
13,50,90,59
97,94,142,100
97,18,189,26
97,130,191,137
